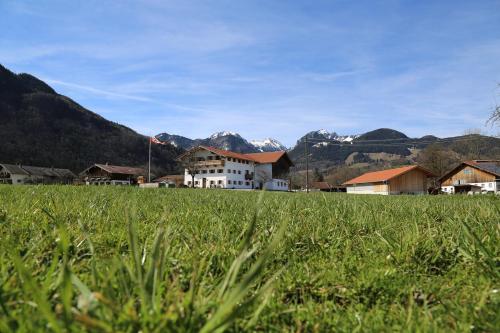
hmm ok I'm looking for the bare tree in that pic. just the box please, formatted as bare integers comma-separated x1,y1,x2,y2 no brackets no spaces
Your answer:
255,169,272,190
416,144,460,186
179,151,201,188
488,84,500,127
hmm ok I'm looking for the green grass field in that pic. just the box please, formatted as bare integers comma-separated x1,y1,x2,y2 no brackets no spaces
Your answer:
0,186,498,332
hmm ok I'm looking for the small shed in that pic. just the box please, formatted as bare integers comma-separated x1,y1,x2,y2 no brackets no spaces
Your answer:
343,165,434,195
311,181,333,192
80,164,146,185
154,175,185,188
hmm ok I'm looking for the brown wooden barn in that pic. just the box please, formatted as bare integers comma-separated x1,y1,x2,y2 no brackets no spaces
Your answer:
80,164,145,185
439,160,500,194
343,165,435,195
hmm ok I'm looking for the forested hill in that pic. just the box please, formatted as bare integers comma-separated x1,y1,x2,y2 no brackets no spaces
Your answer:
0,64,181,175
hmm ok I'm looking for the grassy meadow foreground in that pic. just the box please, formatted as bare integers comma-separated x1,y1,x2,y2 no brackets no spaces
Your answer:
0,186,498,332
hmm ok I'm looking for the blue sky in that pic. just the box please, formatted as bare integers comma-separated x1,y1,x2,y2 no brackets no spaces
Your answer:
1,0,499,146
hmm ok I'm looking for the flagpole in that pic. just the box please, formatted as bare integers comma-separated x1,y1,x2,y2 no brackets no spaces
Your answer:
148,137,151,183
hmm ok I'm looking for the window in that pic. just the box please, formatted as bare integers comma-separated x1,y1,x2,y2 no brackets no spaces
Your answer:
228,180,232,184
238,170,241,174
202,170,207,174
210,180,215,185
233,170,237,174
245,181,249,186
218,180,223,184
207,156,213,160
195,181,199,185
188,181,192,185
238,181,243,185
227,169,231,173
215,156,221,160
227,158,232,162
463,169,472,175
217,169,223,173
209,169,215,174
488,183,492,188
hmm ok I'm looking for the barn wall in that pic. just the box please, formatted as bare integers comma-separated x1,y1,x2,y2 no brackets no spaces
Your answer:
441,165,495,186
388,169,427,194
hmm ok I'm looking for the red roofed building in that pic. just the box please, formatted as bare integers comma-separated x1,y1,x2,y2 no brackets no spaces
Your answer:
177,146,293,190
343,165,435,195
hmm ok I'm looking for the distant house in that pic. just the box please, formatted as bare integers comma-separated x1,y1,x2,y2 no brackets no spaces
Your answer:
311,181,333,192
154,175,185,188
440,160,500,194
177,146,293,191
343,165,434,195
0,163,76,185
80,164,146,185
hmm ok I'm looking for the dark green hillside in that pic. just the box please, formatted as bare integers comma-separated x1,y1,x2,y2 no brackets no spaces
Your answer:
356,128,408,141
0,65,182,174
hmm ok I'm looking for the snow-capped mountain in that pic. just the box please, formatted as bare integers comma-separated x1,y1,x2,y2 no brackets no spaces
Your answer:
250,138,287,152
156,132,286,153
209,131,241,140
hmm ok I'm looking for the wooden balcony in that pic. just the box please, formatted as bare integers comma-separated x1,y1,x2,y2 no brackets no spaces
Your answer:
194,160,225,168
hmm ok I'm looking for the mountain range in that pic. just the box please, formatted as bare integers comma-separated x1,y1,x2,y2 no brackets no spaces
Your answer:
1,64,499,178
156,131,287,153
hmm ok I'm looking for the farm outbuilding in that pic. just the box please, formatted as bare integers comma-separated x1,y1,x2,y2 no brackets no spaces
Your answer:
154,175,185,188
80,164,146,185
0,163,76,184
343,165,435,195
440,160,500,194
311,181,333,192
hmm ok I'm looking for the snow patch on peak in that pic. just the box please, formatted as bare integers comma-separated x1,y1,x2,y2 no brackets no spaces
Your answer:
313,141,330,148
250,138,287,152
317,129,330,136
210,131,240,139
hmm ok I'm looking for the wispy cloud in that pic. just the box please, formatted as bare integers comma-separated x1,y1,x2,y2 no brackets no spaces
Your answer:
44,79,154,102
2,0,500,145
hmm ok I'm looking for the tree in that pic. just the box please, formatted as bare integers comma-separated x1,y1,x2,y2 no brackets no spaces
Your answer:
488,84,500,127
416,144,460,186
312,168,324,182
179,151,201,188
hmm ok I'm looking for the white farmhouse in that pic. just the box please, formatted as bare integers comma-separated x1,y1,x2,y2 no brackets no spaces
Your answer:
177,146,293,191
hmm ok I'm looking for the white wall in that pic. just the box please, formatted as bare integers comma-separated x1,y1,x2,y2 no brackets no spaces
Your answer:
182,149,289,191
441,181,498,194
184,150,255,189
10,174,29,184
346,184,389,195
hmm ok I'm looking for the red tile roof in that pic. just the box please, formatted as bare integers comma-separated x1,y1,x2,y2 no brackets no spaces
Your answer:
245,151,287,164
178,146,292,165
201,146,255,161
343,165,434,185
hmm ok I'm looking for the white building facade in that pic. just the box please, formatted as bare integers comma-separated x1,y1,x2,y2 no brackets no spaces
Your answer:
179,146,292,191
